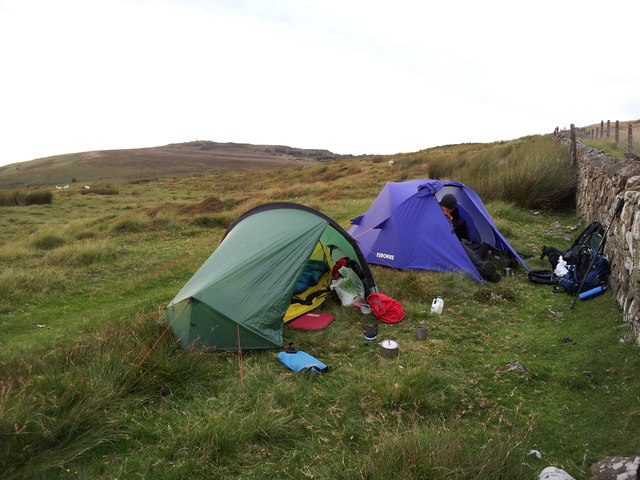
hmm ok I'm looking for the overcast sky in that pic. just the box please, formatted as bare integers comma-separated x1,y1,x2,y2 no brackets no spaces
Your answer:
1,0,638,167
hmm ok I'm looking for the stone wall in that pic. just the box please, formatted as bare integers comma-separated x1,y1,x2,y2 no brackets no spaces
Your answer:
558,132,640,344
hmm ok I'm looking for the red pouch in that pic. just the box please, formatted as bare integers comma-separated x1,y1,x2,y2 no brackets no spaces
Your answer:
366,293,405,323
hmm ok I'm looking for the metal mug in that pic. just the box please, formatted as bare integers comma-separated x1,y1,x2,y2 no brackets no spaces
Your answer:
415,326,428,340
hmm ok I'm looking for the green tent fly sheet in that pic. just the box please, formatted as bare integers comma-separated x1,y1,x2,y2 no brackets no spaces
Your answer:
165,202,377,351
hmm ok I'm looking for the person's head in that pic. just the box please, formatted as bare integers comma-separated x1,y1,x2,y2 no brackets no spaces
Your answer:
439,194,457,214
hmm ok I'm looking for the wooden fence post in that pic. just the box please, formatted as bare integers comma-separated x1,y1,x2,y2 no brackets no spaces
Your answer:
570,124,577,166
629,124,633,153
615,120,620,145
607,120,610,138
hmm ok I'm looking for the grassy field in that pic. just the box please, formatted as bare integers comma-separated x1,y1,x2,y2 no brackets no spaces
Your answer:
579,119,640,158
1,135,638,479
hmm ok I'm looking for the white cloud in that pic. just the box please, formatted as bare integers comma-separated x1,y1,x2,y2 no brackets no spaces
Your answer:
0,0,638,166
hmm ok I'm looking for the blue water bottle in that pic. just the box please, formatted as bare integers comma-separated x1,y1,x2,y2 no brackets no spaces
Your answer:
578,286,607,300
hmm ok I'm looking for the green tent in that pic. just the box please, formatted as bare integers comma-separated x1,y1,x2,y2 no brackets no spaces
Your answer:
165,202,378,351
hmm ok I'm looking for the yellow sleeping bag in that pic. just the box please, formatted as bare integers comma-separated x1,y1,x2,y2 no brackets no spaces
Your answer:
283,271,332,322
284,242,334,322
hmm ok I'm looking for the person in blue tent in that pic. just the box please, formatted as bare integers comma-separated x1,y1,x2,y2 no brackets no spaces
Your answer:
439,194,470,242
439,194,501,282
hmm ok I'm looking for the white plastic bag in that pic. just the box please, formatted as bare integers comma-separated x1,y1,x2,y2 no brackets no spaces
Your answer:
554,256,569,277
330,266,365,307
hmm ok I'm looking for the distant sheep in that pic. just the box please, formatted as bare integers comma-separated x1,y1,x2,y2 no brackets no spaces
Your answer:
388,160,394,166
63,185,69,189
55,186,62,190
84,185,91,189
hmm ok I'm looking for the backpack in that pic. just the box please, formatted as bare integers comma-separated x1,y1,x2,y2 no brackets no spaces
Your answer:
563,221,605,264
558,246,611,295
572,221,605,251
540,221,605,269
527,270,557,285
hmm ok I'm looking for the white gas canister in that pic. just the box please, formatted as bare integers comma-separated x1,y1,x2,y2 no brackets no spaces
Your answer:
430,296,444,314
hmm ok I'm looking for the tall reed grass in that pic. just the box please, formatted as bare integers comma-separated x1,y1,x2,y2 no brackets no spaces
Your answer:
0,190,53,206
429,156,468,179
0,191,22,206
25,190,54,205
0,315,210,477
457,136,576,209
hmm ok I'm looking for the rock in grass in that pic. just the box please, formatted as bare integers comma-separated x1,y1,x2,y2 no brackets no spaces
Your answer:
589,456,640,480
505,360,525,373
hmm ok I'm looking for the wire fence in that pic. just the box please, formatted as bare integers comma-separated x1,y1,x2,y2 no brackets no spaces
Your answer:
573,120,640,158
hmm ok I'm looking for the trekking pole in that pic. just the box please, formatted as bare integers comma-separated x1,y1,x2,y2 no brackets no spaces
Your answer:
570,197,625,309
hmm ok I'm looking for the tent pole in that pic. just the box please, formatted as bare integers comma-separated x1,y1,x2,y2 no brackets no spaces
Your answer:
236,324,244,389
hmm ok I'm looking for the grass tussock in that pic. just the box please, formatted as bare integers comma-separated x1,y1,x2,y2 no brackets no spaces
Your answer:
0,266,69,300
110,213,150,233
25,190,54,205
0,191,22,206
80,187,119,195
73,230,98,240
0,190,53,206
353,365,465,418
191,214,234,229
0,242,31,263
0,315,236,477
364,422,528,480
181,196,236,215
44,240,118,266
158,395,295,472
30,229,68,250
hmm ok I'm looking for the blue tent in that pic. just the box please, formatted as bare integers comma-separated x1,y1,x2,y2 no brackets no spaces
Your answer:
348,179,529,281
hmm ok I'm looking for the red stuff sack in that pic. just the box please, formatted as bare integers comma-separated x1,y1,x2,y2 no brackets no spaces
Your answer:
366,293,405,323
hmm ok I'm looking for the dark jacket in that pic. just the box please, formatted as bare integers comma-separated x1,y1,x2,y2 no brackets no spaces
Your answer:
450,208,469,241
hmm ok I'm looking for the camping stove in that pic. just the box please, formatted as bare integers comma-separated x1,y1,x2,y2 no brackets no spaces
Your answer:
363,323,379,346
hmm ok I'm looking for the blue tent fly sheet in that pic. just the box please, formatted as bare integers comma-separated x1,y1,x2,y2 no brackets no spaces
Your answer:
348,179,529,281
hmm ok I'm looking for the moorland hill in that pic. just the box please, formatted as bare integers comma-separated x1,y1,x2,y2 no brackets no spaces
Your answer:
0,141,337,189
